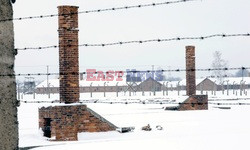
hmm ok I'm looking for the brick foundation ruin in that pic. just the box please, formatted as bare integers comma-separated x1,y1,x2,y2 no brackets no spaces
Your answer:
166,46,208,111
39,105,116,141
178,95,208,110
182,46,208,110
165,95,208,111
38,5,116,141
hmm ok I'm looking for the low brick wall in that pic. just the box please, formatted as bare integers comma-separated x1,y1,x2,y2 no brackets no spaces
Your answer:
178,95,208,111
39,104,116,141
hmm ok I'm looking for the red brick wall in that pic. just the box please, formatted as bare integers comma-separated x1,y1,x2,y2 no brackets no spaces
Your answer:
78,108,116,133
39,105,116,141
58,6,79,103
186,46,196,96
178,95,208,111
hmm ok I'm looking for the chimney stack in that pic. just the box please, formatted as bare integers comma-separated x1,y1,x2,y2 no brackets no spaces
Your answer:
186,46,196,96
58,6,79,104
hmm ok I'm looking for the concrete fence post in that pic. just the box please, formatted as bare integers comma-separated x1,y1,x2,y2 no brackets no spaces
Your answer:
177,81,180,96
221,81,225,95
162,82,165,96
233,81,236,95
0,1,19,149
240,80,243,96
200,83,203,95
214,81,217,96
90,82,93,98
226,80,229,96
243,81,246,95
166,82,168,96
153,82,156,96
104,82,106,97
116,82,119,97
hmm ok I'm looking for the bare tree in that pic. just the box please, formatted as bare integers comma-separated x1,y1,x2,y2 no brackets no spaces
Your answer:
211,51,228,81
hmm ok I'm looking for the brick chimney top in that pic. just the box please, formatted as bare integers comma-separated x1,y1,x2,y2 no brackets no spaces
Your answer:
58,5,79,104
186,46,196,96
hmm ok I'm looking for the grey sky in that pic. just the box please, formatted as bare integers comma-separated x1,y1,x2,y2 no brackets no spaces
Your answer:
12,0,250,81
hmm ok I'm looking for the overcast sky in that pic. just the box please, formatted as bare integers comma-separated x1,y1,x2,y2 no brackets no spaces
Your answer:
12,0,250,81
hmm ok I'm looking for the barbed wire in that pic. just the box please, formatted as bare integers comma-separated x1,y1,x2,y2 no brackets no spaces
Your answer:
19,100,250,106
0,0,198,23
209,98,250,101
2,67,249,77
15,33,250,51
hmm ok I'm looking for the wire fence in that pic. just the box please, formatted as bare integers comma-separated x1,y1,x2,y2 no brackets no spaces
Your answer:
2,1,249,106
15,33,250,51
0,0,198,23
3,66,250,77
18,99,250,106
1,1,249,147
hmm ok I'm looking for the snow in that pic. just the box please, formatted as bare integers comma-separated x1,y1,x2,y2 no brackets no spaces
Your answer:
18,90,250,150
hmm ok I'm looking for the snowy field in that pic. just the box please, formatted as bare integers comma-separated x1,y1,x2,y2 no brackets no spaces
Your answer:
19,90,250,150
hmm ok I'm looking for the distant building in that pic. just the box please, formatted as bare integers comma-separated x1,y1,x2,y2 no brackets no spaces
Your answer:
195,77,250,91
35,76,164,94
23,77,36,94
196,78,218,91
35,77,250,94
138,77,162,92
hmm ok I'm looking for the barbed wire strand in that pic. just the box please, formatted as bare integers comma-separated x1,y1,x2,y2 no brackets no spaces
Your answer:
1,67,249,77
18,100,250,105
15,33,250,51
0,0,198,23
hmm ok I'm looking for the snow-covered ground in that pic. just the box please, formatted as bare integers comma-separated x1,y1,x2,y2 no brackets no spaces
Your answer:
18,90,250,150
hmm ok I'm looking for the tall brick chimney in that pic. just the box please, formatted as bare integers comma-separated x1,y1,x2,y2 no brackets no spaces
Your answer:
38,6,116,141
186,46,196,96
58,6,79,104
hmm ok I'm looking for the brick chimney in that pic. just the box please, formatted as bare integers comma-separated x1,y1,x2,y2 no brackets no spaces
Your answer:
186,46,196,96
58,6,79,104
38,6,116,141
